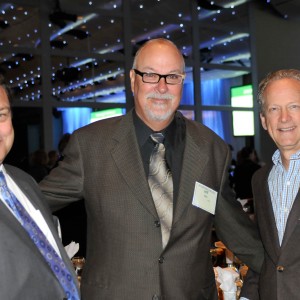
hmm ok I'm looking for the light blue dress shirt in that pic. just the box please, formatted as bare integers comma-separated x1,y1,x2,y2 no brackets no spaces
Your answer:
269,149,300,245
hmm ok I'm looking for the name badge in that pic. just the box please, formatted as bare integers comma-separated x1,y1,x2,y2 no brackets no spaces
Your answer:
192,181,217,215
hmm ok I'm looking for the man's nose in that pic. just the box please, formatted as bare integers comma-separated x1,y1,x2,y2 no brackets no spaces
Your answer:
280,108,291,121
156,77,168,93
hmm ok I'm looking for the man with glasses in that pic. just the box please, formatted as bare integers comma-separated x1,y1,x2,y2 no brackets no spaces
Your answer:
40,38,263,300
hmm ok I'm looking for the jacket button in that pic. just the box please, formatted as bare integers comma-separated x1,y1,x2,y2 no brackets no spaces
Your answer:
154,220,160,227
158,256,164,264
277,265,284,272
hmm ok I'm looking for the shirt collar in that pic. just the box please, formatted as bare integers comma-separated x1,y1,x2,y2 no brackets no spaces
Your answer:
133,110,153,148
133,109,181,148
272,149,300,166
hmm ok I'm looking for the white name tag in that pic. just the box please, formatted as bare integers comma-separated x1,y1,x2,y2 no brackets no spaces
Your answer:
192,181,217,215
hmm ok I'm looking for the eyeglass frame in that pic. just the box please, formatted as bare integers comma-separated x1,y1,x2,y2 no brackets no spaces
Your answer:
133,69,185,85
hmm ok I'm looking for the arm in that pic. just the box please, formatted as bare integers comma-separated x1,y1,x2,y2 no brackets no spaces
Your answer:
214,149,264,274
39,132,84,211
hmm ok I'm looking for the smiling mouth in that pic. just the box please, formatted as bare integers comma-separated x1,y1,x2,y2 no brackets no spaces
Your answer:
279,127,295,132
148,97,171,102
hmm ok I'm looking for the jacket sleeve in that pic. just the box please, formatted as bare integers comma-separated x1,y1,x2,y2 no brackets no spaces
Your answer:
239,268,260,300
39,131,84,211
213,148,264,274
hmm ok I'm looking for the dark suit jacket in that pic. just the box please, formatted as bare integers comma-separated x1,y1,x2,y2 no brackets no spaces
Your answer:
243,163,300,300
40,110,264,300
0,164,79,300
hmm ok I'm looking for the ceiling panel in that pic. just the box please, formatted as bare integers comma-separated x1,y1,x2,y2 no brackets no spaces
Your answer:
0,0,296,103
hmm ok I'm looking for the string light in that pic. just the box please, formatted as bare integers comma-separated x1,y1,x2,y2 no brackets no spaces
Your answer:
0,0,261,102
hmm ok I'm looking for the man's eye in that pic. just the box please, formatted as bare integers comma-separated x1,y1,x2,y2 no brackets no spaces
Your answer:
167,74,180,80
267,107,280,114
0,113,8,120
289,105,300,110
144,73,156,78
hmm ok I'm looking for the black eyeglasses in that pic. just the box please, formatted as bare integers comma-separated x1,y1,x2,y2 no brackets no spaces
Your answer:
133,69,185,85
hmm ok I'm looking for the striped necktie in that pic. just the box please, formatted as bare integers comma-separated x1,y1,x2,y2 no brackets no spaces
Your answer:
0,171,80,300
148,133,173,249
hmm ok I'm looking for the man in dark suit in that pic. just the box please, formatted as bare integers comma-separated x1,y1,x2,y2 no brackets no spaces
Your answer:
0,76,80,300
241,69,300,300
40,38,264,300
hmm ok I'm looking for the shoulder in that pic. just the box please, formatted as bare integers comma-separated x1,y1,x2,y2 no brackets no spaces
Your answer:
81,114,125,130
73,113,131,139
4,164,39,189
184,117,228,150
62,113,133,155
4,164,32,179
252,163,272,181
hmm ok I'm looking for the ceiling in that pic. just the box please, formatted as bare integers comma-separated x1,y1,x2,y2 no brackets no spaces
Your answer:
0,0,299,104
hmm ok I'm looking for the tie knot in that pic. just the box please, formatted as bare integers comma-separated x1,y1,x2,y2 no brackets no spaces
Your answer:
150,132,165,145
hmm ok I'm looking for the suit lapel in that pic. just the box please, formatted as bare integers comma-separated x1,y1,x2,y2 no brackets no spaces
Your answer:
6,167,62,241
0,171,57,268
0,199,39,249
173,121,209,225
257,164,300,256
255,165,281,260
281,192,300,249
110,112,158,218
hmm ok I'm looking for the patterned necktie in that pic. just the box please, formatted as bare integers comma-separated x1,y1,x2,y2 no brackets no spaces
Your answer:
148,133,173,249
0,171,80,300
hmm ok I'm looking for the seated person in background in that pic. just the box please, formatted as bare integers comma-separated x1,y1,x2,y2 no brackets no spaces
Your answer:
28,149,49,182
58,133,71,161
227,143,237,188
233,146,261,200
47,149,59,171
0,75,80,300
233,147,261,215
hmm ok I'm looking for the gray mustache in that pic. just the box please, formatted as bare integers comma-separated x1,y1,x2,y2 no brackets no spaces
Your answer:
146,93,174,100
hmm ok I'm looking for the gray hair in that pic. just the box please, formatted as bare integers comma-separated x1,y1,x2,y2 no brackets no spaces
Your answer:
258,69,300,113
132,38,185,72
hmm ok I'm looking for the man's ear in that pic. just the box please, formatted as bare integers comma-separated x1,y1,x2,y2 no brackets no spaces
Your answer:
260,112,267,130
129,69,135,93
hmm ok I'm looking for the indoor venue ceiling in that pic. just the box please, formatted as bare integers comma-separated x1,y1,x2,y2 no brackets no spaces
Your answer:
0,0,299,103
